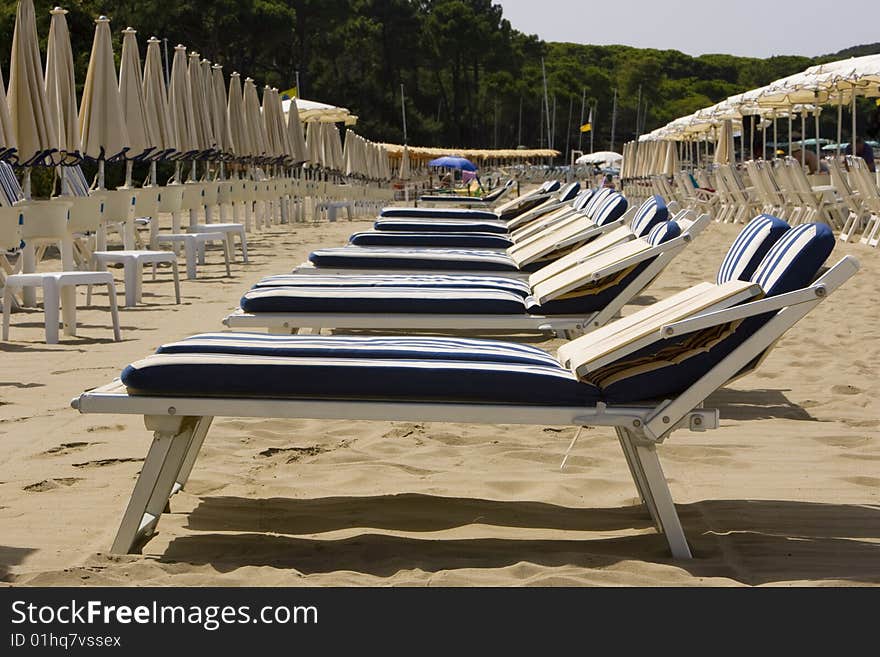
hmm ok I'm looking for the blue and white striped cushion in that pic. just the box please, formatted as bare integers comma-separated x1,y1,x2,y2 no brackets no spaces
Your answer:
646,220,681,246
571,189,595,211
64,165,92,196
240,285,529,314
581,187,611,217
0,162,23,206
123,333,600,405
252,273,532,297
373,218,510,233
349,231,513,249
592,193,629,226
557,182,581,202
750,222,835,296
630,195,669,237
378,208,500,221
716,214,790,284
309,246,520,271
542,180,562,193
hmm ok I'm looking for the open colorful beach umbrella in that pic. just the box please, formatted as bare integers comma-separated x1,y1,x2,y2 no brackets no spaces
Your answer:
428,155,477,171
45,6,79,162
8,0,59,170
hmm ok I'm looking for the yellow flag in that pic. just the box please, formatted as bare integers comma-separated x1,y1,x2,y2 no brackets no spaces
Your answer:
580,123,592,133
279,86,298,99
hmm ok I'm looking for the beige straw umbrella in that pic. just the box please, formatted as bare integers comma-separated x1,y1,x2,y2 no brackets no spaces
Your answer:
187,52,213,159
714,119,733,165
142,37,177,170
399,144,411,180
286,98,307,164
261,86,281,160
79,15,130,187
118,27,152,185
168,44,196,183
226,72,250,161
45,6,79,164
273,89,293,163
8,0,59,189
0,66,15,159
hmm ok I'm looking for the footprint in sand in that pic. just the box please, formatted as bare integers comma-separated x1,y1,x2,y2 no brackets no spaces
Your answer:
72,458,144,469
382,423,425,440
831,384,862,396
258,445,329,463
42,442,101,456
85,424,126,433
24,478,82,492
841,476,880,488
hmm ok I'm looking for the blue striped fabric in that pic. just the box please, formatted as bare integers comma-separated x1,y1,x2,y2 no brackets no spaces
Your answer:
716,215,790,285
241,285,529,314
592,193,629,226
581,187,612,218
309,246,520,271
571,189,595,211
379,208,500,221
556,182,581,202
646,220,681,246
630,196,669,237
0,162,23,206
373,218,509,233
123,333,600,405
63,165,91,196
750,223,835,296
252,273,532,296
350,231,513,248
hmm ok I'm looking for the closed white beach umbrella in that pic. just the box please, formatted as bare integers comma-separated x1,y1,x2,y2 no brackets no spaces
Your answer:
663,140,679,175
210,64,232,156
714,119,733,165
399,144,411,180
79,16,130,164
304,121,321,167
262,86,282,159
273,89,294,162
8,0,59,168
0,67,16,157
143,37,177,157
242,77,267,159
286,98,307,164
188,52,213,153
45,6,79,159
226,72,250,159
118,27,152,161
168,45,196,156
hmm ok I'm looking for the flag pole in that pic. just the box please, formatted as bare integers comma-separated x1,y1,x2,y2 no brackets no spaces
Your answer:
578,87,586,152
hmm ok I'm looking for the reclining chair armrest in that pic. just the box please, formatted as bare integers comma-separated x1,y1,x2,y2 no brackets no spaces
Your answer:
552,218,626,252
588,234,690,282
662,256,860,338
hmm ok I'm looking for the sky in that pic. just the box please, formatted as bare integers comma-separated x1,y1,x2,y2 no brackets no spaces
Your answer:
496,0,878,59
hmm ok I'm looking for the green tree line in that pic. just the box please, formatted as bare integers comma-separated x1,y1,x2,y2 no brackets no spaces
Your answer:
2,0,878,156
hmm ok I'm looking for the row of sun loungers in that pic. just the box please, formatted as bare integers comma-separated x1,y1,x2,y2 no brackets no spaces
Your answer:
71,180,859,559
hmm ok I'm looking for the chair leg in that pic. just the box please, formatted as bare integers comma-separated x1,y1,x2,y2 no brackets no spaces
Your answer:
184,240,197,279
171,260,181,304
171,416,214,494
225,232,236,263
106,280,122,342
238,228,249,263
61,287,77,337
621,431,692,559
43,279,60,345
110,417,198,554
2,285,13,340
221,240,232,277
123,260,138,308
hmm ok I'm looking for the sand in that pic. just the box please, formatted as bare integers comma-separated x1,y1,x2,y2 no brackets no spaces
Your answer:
0,212,878,587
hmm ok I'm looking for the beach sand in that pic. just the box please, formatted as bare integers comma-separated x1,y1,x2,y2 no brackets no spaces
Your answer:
0,213,877,587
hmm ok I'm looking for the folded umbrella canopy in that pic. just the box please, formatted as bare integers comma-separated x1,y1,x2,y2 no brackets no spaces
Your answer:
0,66,16,161
168,45,196,160
8,0,59,170
305,120,322,167
399,144,411,180
142,37,177,160
45,6,79,163
261,86,284,161
226,72,250,160
210,64,232,158
286,97,307,165
242,77,268,161
188,53,214,156
428,155,477,171
119,27,153,187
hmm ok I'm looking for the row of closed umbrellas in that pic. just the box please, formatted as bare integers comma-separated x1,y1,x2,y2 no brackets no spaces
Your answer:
0,1,392,181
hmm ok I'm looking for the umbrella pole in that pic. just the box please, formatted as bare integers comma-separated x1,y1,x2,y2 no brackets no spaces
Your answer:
800,112,806,167
125,160,133,188
851,92,856,154
814,109,821,160
787,115,792,157
773,115,777,159
98,159,106,190
22,168,32,200
150,161,157,187
837,97,843,157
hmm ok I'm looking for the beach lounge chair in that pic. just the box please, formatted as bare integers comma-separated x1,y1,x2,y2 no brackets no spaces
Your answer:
419,179,515,207
224,213,708,335
298,192,631,277
72,220,856,558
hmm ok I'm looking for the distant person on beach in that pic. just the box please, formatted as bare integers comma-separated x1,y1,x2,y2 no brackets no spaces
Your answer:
602,173,615,189
790,146,828,174
845,136,876,172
